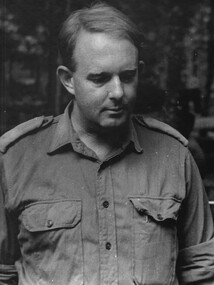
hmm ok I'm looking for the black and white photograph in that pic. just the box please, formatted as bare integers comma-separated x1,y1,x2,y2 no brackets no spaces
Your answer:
0,0,214,284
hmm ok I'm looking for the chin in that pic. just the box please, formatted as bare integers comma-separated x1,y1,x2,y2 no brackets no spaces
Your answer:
100,118,129,131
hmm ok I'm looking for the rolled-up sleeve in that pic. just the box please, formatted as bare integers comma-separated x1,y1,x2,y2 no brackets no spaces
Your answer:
178,239,214,284
0,154,19,284
177,151,214,284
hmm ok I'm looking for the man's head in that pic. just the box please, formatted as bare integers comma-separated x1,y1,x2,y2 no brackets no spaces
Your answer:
58,2,143,71
57,3,142,134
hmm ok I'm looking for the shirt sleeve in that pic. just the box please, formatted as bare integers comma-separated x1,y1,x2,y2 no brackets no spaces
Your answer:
0,154,19,284
177,151,214,284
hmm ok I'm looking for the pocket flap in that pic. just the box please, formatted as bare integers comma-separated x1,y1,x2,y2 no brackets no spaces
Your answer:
22,200,81,232
129,196,181,221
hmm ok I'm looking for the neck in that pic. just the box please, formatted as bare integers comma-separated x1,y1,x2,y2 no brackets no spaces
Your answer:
71,115,130,160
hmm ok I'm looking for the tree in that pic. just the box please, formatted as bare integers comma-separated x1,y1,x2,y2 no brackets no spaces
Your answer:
1,0,214,134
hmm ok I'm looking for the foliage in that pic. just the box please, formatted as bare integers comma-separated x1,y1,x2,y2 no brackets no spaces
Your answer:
0,0,214,133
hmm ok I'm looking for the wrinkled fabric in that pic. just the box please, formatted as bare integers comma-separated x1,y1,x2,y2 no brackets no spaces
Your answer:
0,103,214,285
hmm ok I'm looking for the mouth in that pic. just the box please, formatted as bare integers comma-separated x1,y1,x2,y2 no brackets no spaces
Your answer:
106,106,124,112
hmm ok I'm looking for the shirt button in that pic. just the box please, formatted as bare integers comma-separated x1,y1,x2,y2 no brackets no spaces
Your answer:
106,242,111,250
46,219,54,228
103,201,109,208
157,214,163,220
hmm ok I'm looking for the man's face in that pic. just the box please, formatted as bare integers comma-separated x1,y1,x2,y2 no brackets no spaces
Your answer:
71,30,138,132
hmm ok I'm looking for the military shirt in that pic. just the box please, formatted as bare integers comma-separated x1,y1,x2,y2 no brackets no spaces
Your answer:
0,102,214,285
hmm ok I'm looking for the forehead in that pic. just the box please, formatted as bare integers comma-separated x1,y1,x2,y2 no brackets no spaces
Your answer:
73,30,138,73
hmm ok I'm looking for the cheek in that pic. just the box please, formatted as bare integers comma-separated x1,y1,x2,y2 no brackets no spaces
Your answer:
82,88,106,107
73,82,93,107
125,84,137,100
77,90,104,113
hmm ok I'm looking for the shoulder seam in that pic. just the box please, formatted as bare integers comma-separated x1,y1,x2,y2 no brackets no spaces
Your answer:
0,116,54,153
134,115,189,147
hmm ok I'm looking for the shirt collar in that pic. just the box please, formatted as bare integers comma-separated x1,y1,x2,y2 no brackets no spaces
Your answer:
125,118,143,153
48,101,143,154
48,101,77,153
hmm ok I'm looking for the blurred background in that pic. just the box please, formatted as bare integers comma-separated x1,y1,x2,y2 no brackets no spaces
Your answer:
0,0,214,213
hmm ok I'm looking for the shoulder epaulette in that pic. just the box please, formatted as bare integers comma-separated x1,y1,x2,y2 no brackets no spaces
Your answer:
0,115,54,153
134,115,188,147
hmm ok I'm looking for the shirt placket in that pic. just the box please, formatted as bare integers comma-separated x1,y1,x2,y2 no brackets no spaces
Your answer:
96,163,118,285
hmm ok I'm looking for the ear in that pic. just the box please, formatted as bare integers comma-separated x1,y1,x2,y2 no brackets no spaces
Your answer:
138,60,144,77
57,65,75,95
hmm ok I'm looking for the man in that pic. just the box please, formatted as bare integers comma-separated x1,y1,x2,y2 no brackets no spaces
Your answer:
0,3,214,285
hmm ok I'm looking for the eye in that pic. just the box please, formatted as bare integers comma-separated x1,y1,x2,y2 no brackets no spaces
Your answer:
87,73,111,85
119,70,137,83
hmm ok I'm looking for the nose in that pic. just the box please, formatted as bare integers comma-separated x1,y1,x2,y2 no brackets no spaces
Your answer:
108,76,124,100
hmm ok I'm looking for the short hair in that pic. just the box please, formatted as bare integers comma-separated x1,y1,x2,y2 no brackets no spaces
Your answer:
58,2,143,71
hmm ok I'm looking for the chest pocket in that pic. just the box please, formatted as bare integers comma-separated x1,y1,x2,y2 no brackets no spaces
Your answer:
129,196,181,285
22,200,81,232
19,200,83,284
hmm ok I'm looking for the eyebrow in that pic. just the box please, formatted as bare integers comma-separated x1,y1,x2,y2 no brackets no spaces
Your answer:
87,72,109,78
120,69,137,74
87,68,137,78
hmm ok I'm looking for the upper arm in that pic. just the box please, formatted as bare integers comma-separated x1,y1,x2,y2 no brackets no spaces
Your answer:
0,154,19,284
177,151,214,284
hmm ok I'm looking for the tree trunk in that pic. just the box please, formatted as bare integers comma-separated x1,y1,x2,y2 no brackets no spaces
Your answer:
203,0,214,116
47,0,58,115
